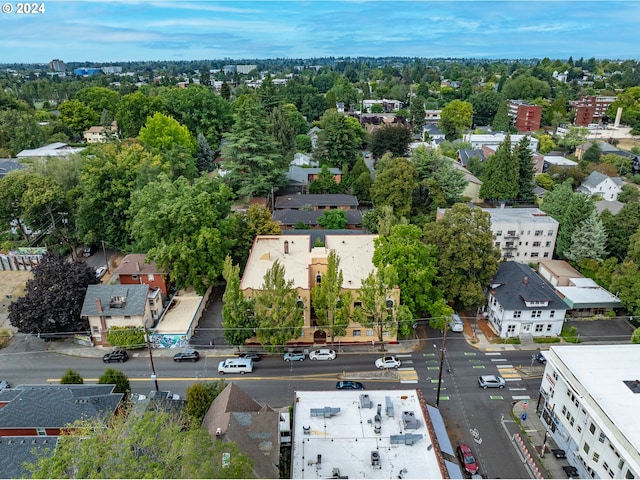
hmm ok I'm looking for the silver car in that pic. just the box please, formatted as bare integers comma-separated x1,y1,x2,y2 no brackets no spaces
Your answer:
309,349,336,360
478,375,506,389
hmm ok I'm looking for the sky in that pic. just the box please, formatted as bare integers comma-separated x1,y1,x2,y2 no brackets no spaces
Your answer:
1,0,639,64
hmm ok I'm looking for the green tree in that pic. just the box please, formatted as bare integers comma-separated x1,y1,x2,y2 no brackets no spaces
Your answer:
632,327,640,344
311,250,351,345
479,134,519,204
98,368,130,395
253,260,304,351
356,265,412,350
601,202,640,261
536,133,556,154
313,109,360,168
372,224,447,318
26,410,254,479
361,205,408,236
557,126,589,154
129,174,234,294
309,164,342,194
222,95,286,198
515,136,536,204
469,90,504,126
491,101,510,132
535,172,555,191
565,211,608,263
556,193,595,260
582,143,602,162
228,204,281,269
370,124,412,158
115,90,164,138
295,134,312,152
438,100,473,140
75,86,120,119
610,260,640,316
409,96,426,134
370,156,418,218
501,75,551,101
60,369,83,384
138,112,197,155
186,382,223,425
317,209,348,229
57,99,99,136
423,204,501,311
196,133,215,172
269,104,296,160
222,256,256,347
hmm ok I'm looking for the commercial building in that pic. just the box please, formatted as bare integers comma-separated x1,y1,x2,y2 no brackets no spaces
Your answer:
291,389,456,479
539,345,640,480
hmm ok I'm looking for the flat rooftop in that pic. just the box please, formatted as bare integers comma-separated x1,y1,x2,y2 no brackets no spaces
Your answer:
551,345,640,451
292,389,444,479
483,207,559,225
153,294,203,334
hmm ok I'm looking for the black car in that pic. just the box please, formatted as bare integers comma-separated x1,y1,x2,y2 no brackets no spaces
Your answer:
238,352,261,362
336,381,365,390
173,349,200,362
102,349,128,363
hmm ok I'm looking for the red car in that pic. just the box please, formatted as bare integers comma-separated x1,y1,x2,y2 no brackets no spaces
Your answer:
456,443,479,475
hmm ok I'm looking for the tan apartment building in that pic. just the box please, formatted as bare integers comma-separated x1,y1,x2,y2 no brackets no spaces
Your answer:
240,234,400,345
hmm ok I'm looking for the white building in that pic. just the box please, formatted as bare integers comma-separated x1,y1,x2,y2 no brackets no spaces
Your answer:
486,262,567,339
539,345,640,480
292,389,456,479
462,132,539,153
577,171,624,202
485,207,559,262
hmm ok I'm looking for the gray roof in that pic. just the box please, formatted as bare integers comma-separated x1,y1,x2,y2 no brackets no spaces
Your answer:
81,284,149,317
275,194,359,209
457,148,485,167
490,262,566,311
0,160,26,179
273,209,362,226
0,384,123,429
0,436,57,479
580,171,623,190
595,200,624,215
423,123,444,136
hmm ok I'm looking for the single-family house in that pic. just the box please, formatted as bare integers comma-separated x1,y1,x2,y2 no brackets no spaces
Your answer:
486,262,567,339
457,149,485,168
83,121,118,143
240,234,400,345
542,155,578,172
273,209,362,230
423,123,445,144
577,171,623,201
291,152,317,167
202,383,280,479
112,253,170,297
287,165,341,191
450,162,482,203
80,284,162,346
307,127,322,149
0,159,26,179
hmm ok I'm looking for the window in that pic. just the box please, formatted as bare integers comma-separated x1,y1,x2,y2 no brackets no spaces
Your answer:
590,423,596,434
532,310,542,318
535,324,543,332
507,230,516,236
507,325,516,334
496,230,503,236
353,330,361,336
599,432,606,443
533,241,541,247
577,425,582,433
531,252,539,258
543,252,549,258
547,324,552,332
132,274,138,280
92,326,99,333
514,311,521,318
546,241,551,247
535,230,543,236
366,329,374,336
124,315,131,320
593,452,600,463
550,310,555,318
148,273,154,281
495,242,501,248
584,442,590,454
354,301,362,308
562,405,567,415
36,428,46,436
548,230,554,236
315,273,322,285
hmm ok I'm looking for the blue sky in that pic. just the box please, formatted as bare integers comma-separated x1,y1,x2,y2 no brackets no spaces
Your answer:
1,1,639,64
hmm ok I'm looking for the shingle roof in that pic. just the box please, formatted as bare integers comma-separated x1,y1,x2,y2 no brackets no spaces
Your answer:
0,384,123,429
490,262,566,311
0,160,26,179
273,209,362,226
80,284,149,317
112,253,163,276
275,194,359,209
0,436,57,479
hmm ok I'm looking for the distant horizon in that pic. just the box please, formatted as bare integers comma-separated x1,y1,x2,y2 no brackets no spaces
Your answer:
1,1,639,64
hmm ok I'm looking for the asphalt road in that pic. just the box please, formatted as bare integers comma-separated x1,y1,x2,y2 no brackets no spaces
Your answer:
1,330,547,479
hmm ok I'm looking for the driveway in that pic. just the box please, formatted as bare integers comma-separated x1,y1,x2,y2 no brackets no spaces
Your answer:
189,284,230,349
565,318,635,343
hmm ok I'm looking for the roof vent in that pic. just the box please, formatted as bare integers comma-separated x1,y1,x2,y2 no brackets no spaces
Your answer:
371,451,380,467
402,411,421,430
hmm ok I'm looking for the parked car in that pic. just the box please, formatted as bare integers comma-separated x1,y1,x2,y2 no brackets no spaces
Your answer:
449,313,464,332
0,380,10,391
309,349,336,361
478,374,506,389
95,265,108,279
283,350,305,361
82,245,94,257
535,351,547,364
336,381,364,390
456,443,479,475
238,352,261,362
375,356,402,369
173,349,200,362
102,349,128,363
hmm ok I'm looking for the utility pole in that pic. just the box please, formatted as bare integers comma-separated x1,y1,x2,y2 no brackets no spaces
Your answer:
145,327,159,392
101,240,110,273
435,327,448,407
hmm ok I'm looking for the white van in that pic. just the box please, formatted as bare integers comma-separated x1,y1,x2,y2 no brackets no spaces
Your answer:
218,358,253,374
449,313,464,332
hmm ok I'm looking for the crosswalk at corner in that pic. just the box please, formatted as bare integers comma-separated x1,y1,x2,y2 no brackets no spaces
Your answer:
497,364,522,381
395,354,418,383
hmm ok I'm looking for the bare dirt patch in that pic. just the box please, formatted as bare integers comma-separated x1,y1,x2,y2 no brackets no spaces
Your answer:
0,270,32,331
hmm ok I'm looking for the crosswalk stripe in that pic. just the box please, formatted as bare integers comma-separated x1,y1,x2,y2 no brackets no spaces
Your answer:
485,352,501,356
512,395,531,400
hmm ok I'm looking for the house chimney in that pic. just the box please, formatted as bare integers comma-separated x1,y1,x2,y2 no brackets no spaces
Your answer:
136,262,140,272
96,298,103,313
523,276,529,285
284,240,289,254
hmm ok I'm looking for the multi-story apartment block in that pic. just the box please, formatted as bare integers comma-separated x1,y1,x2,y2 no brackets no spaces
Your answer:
485,207,559,262
539,345,640,480
570,96,617,126
463,132,539,153
508,100,543,132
